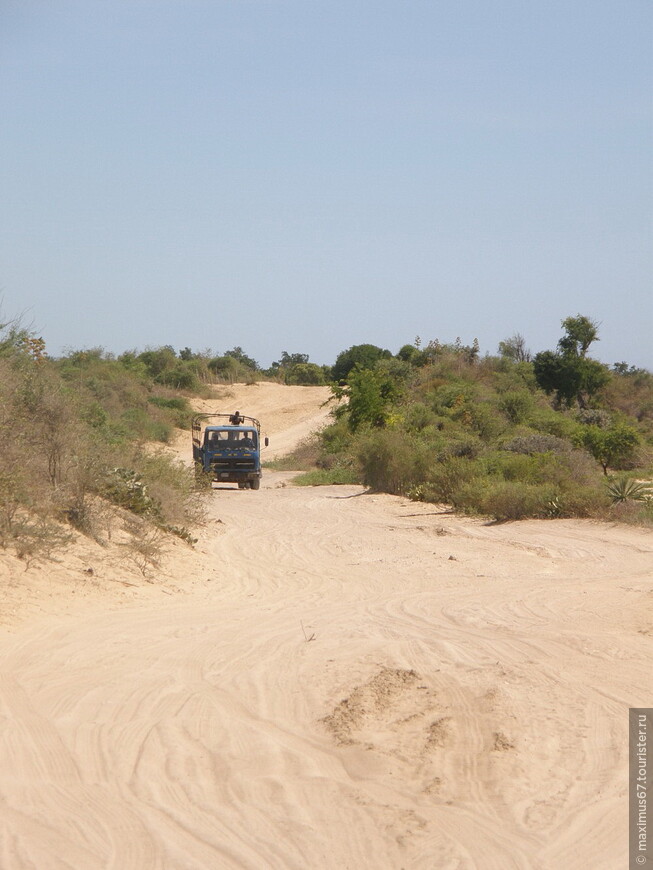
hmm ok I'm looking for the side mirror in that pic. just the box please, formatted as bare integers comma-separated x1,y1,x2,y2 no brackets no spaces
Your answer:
264,437,269,447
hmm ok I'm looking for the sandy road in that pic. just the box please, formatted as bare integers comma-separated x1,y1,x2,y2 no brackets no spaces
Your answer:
0,383,652,868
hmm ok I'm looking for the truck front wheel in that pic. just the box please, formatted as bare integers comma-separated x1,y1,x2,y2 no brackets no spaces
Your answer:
250,477,261,491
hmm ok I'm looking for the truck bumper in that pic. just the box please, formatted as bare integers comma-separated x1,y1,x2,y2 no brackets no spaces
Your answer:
211,469,261,483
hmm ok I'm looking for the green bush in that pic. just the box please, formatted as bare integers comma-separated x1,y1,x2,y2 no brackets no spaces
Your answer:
404,403,441,432
465,402,505,440
284,362,326,385
421,456,478,503
154,363,201,391
120,407,173,443
482,451,561,484
104,467,160,517
356,429,431,494
529,408,579,440
320,417,354,456
497,390,534,424
493,363,538,393
550,485,610,518
147,395,192,428
81,401,109,430
148,395,189,412
451,479,557,520
293,468,360,486
431,381,478,413
438,435,482,460
484,448,597,488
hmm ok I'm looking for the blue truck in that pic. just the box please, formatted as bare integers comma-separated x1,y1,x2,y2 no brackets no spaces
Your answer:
192,412,269,490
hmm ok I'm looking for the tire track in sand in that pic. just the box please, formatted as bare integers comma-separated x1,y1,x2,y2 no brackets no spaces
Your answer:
0,384,651,868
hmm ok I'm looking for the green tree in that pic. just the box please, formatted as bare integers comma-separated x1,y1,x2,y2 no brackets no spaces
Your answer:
138,346,177,378
533,315,609,408
558,315,599,358
575,422,639,474
284,362,325,385
335,365,402,432
224,347,258,370
396,343,428,366
277,351,309,367
533,351,580,405
332,344,392,382
497,390,533,424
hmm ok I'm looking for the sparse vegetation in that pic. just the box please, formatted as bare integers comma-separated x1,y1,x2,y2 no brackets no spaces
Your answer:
267,352,330,385
279,318,652,524
1,310,651,552
0,322,206,562
292,468,360,486
0,321,341,562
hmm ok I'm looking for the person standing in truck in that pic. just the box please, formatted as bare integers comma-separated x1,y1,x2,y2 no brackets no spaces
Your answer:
229,411,243,425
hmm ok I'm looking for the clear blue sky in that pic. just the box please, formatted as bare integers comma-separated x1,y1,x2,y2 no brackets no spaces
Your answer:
1,0,651,368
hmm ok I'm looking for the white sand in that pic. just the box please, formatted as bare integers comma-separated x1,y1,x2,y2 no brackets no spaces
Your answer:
0,382,651,869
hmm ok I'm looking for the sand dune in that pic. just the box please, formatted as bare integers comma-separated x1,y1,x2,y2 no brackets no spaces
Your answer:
0,383,651,868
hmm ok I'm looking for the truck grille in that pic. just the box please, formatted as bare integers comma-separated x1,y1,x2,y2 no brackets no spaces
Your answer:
212,459,256,470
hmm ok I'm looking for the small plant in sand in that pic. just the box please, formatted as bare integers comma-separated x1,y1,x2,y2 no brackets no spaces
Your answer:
121,516,165,576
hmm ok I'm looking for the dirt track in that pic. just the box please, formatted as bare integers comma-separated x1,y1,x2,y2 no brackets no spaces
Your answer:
0,383,651,869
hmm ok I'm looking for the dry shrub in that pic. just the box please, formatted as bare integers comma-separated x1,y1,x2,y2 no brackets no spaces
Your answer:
0,352,205,559
357,429,432,494
266,435,323,471
12,517,72,565
422,456,478,502
504,433,571,455
0,465,31,546
0,362,73,555
121,516,165,576
139,453,205,531
608,499,653,527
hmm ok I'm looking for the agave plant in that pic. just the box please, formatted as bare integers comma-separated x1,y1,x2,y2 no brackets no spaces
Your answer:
605,476,653,504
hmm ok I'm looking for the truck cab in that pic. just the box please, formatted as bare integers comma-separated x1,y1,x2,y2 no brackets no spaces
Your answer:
192,414,268,489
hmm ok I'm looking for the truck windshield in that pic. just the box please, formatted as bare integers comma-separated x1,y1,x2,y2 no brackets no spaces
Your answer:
207,429,257,449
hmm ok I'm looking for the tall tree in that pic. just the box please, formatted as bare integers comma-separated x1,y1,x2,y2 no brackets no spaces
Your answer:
533,315,609,408
557,315,599,358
